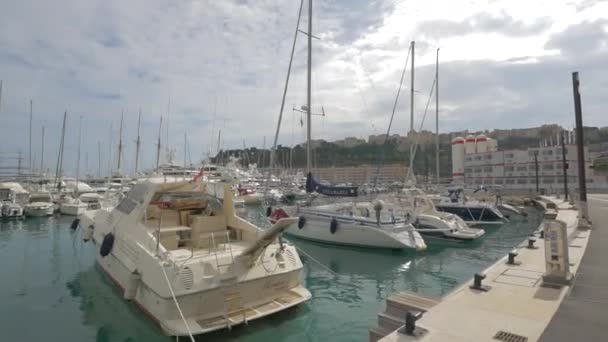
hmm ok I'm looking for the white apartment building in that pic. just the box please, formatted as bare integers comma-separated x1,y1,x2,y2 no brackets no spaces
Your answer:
452,134,608,193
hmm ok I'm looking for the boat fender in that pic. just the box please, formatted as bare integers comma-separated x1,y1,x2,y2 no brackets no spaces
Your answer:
266,206,272,217
84,225,94,242
330,218,338,234
70,218,80,230
100,233,115,257
298,216,306,229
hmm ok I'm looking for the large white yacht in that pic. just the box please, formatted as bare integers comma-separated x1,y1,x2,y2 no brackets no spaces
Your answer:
24,191,55,217
278,200,427,250
381,188,485,241
81,179,311,336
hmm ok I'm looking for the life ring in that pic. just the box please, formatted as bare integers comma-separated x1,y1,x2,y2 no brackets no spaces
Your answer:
266,206,272,217
330,218,338,234
70,218,80,230
100,233,115,257
298,216,306,229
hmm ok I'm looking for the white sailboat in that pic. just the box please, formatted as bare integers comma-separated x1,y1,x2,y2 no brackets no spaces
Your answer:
81,179,311,336
271,0,426,251
60,116,88,216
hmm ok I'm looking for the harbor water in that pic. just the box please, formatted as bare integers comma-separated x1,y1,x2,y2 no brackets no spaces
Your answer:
0,207,542,342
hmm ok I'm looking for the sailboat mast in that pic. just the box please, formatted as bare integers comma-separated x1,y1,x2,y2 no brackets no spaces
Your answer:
183,132,187,180
435,48,440,185
306,0,313,175
408,41,415,179
156,116,162,171
29,100,33,173
97,141,101,177
270,0,304,171
135,108,141,174
0,80,3,112
76,115,82,188
216,129,222,165
40,126,45,174
56,111,67,189
117,111,124,173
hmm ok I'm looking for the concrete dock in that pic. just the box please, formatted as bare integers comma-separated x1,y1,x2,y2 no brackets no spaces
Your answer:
377,196,594,342
538,194,608,341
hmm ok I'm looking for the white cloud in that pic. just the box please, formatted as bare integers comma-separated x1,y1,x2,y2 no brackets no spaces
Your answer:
0,0,606,176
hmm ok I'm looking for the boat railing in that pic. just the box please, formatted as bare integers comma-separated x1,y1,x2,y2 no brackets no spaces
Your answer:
208,231,236,269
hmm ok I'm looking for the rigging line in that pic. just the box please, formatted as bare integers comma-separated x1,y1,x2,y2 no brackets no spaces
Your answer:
407,76,436,182
294,245,343,278
372,45,412,188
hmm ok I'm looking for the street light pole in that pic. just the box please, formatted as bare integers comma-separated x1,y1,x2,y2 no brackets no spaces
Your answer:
534,151,539,193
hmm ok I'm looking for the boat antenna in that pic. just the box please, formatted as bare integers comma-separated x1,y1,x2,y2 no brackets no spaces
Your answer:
117,110,124,174
156,115,162,171
135,108,141,174
40,125,45,175
55,111,67,190
76,115,82,193
408,41,415,184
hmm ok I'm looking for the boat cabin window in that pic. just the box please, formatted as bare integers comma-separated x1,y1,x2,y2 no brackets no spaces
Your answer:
0,190,12,201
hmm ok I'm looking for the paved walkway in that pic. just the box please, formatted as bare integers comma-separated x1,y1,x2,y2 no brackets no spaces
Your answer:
539,195,608,341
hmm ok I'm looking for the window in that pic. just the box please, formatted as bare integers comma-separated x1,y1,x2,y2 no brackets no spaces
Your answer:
474,156,482,161
484,166,492,172
542,178,554,184
517,166,527,171
542,164,554,170
505,153,514,158
542,149,553,155
528,150,538,156
555,148,567,155
485,154,492,160
464,168,472,174
517,178,527,184
475,179,482,184
506,178,515,184
474,168,482,173
505,166,514,172
465,156,472,162
494,179,504,184
528,165,536,171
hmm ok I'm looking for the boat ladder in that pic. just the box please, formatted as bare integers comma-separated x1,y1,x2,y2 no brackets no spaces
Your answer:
219,275,248,329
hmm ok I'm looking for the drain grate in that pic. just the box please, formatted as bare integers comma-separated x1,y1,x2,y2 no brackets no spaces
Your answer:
494,331,528,342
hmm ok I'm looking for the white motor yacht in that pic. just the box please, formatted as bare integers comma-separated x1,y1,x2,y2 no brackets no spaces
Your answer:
382,189,485,241
81,179,311,336
277,201,426,250
79,193,103,210
60,197,88,216
0,182,28,219
431,187,507,226
24,192,55,217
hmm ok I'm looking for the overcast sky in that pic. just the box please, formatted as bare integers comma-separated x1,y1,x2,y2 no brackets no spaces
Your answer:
0,0,607,176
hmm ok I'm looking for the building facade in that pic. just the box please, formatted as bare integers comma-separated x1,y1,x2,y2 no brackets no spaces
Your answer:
452,134,608,193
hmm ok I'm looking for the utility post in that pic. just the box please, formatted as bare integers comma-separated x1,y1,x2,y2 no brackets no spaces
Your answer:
560,131,568,200
572,72,590,227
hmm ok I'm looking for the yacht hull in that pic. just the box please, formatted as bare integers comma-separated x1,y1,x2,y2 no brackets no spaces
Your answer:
285,214,425,250
95,249,311,336
60,203,88,216
24,205,54,217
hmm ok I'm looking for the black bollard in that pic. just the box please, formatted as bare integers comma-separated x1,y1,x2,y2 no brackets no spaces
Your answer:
404,311,423,336
528,237,537,249
507,250,521,265
539,230,545,239
470,273,491,292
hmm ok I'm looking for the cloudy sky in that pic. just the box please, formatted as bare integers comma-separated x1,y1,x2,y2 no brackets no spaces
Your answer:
0,0,607,176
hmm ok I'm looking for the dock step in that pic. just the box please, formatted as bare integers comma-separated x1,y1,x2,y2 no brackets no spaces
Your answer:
369,290,441,342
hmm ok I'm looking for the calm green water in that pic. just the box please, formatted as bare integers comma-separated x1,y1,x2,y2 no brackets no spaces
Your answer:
0,208,542,342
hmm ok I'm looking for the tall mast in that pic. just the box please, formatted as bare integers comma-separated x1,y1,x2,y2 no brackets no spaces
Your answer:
270,0,304,170
75,115,82,189
135,108,141,174
117,110,124,173
408,41,415,179
183,132,187,180
0,80,3,112
29,99,33,173
55,111,67,189
435,48,440,185
97,141,101,177
156,116,162,171
306,0,313,175
216,129,222,165
40,125,45,174
166,94,171,159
